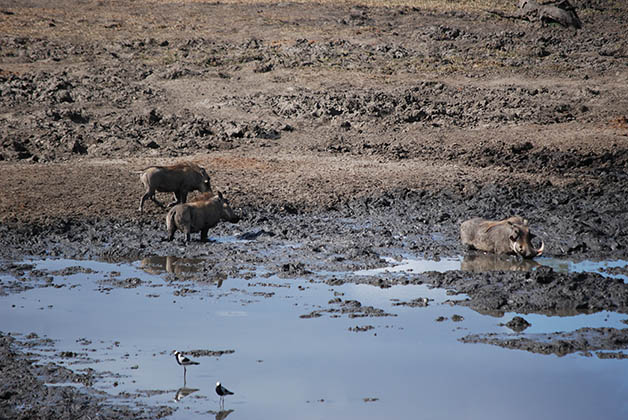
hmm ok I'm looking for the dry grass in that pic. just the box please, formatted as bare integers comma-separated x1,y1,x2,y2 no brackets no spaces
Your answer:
145,0,514,13
0,0,515,41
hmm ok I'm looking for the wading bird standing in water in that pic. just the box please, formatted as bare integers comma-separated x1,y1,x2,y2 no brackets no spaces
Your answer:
215,381,234,409
172,350,199,383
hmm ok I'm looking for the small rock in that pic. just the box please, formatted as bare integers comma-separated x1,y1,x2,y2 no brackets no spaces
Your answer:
504,316,531,332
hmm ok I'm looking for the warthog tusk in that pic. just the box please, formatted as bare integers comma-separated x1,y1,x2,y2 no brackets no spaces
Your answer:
536,240,545,256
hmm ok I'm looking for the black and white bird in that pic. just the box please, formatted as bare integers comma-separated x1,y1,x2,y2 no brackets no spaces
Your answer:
215,381,234,408
172,350,199,382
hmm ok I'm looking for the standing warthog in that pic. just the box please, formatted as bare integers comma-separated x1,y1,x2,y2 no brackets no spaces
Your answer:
166,191,239,242
460,216,544,258
138,162,211,212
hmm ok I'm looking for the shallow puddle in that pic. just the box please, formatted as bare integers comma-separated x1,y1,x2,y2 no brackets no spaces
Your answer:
2,257,628,420
357,254,628,282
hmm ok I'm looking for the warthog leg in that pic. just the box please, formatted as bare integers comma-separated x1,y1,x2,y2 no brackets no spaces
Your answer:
139,190,166,212
167,191,185,208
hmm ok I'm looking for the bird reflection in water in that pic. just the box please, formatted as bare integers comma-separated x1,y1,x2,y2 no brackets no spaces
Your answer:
173,386,199,402
210,409,234,420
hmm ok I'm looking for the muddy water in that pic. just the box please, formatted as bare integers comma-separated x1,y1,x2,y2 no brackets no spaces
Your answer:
2,257,628,420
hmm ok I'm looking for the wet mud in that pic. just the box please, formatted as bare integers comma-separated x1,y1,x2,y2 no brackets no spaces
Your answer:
461,327,628,358
0,333,173,420
2,0,628,418
422,266,628,316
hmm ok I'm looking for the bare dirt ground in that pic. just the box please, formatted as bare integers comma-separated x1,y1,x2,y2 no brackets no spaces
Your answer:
1,0,628,418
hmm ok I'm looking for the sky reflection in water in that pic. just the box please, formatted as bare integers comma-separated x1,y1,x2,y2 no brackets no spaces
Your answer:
1,256,628,420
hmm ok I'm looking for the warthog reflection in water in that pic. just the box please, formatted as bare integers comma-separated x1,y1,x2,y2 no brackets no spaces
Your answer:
140,256,203,275
461,253,541,272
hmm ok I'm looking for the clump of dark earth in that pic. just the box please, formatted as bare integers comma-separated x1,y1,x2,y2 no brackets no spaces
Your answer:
186,349,235,358
172,287,198,296
300,299,396,319
99,277,145,289
502,316,532,332
460,327,628,358
48,266,96,276
596,351,628,359
419,268,628,316
349,325,375,332
393,297,430,307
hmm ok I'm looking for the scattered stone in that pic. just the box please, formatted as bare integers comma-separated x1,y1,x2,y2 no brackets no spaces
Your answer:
503,316,532,332
392,297,430,307
349,325,375,332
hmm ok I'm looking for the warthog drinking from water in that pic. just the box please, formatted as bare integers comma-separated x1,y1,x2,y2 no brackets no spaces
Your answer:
460,216,544,258
166,191,239,242
138,162,211,212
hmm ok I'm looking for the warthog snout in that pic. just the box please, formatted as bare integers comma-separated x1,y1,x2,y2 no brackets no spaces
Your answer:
220,198,240,224
460,216,544,259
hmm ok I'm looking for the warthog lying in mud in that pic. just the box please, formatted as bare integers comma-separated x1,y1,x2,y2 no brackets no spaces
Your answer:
166,191,239,242
139,162,211,212
460,216,544,258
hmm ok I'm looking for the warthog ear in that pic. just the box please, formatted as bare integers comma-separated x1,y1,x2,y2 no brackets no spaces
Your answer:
217,190,223,200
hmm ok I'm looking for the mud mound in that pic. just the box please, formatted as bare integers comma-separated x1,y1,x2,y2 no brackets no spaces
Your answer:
461,327,628,357
425,267,628,316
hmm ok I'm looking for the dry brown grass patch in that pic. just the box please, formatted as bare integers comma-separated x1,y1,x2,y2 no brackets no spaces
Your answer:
145,0,513,13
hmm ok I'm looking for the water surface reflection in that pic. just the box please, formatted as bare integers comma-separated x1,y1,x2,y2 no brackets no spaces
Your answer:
2,258,628,420
461,254,540,272
140,256,204,275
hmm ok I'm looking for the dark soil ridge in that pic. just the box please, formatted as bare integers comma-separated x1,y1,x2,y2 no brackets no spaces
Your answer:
460,327,628,357
0,332,174,420
422,267,628,316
